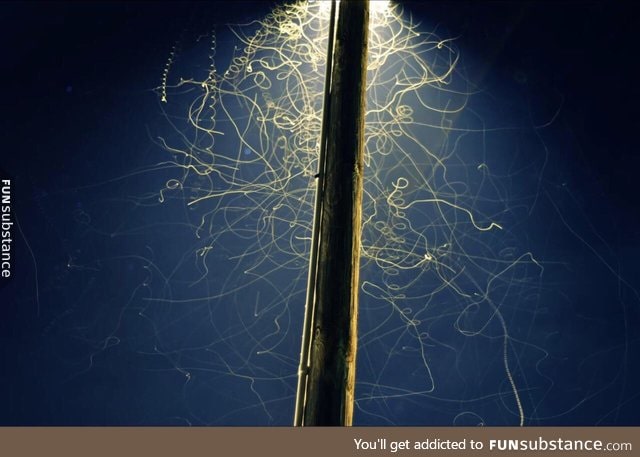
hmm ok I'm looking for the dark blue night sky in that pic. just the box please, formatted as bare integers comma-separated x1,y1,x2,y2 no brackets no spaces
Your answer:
1,1,639,426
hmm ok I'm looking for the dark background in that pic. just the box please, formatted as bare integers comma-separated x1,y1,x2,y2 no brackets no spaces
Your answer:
1,1,639,425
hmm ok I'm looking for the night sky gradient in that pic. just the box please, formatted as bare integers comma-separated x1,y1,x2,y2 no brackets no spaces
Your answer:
1,1,639,425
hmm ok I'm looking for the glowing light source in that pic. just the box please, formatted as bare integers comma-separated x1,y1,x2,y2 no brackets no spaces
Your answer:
315,0,391,16
370,0,391,15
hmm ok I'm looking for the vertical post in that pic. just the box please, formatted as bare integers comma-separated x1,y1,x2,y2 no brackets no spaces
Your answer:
302,0,369,426
294,0,337,428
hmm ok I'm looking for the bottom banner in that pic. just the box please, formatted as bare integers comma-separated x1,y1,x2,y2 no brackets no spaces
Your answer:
0,427,636,457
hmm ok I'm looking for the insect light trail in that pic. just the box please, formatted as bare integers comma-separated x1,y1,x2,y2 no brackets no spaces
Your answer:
152,0,541,425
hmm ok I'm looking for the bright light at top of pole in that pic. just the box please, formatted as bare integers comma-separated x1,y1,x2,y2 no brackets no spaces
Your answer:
370,0,391,15
313,0,392,15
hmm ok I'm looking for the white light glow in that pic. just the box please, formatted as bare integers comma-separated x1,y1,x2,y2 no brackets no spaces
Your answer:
371,0,391,15
315,0,391,16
